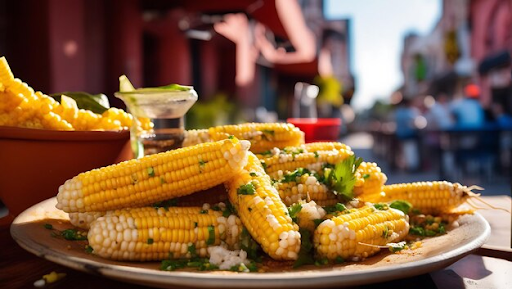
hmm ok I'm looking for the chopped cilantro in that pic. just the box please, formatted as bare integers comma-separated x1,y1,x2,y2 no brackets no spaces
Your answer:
409,226,425,236
288,203,302,223
261,162,268,170
335,256,345,264
258,150,273,157
388,241,407,253
315,258,329,266
85,245,94,254
326,155,363,201
147,167,155,177
237,183,256,195
362,174,370,179
382,226,390,239
389,200,413,214
282,168,311,183
153,199,178,209
314,151,319,159
199,209,208,214
293,228,315,268
187,244,196,255
61,229,87,241
147,238,154,244
199,159,207,167
313,219,324,228
228,135,235,139
249,172,258,177
160,177,166,184
206,225,215,245
374,203,389,210
44,223,53,230
323,203,347,214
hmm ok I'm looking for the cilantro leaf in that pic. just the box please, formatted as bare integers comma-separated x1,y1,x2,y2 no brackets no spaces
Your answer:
288,203,302,223
327,155,363,201
389,200,413,214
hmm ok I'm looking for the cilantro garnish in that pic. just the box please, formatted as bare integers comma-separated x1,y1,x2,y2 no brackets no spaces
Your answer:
61,229,87,241
389,200,413,214
282,168,311,183
288,203,302,223
187,244,196,256
293,228,315,268
323,203,347,214
147,167,155,177
326,155,363,201
388,241,407,253
147,238,154,244
374,203,389,210
206,225,215,245
44,223,53,230
237,183,256,195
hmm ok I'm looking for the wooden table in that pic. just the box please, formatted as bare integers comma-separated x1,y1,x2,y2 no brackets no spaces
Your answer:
1,196,510,289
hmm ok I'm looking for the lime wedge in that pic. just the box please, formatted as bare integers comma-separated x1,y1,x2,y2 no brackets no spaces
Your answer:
119,75,135,92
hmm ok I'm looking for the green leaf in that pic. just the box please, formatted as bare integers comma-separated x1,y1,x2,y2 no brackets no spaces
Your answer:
50,91,110,114
282,168,311,183
293,229,315,268
327,155,363,201
43,223,53,230
61,229,87,241
373,203,389,210
237,183,256,195
323,203,347,214
288,203,302,223
388,241,407,253
389,200,413,214
206,225,215,245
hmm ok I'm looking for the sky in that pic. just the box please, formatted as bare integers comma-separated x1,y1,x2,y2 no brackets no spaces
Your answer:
324,0,441,111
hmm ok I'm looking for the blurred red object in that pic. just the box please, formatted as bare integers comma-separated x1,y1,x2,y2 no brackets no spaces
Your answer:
464,84,481,98
287,118,341,143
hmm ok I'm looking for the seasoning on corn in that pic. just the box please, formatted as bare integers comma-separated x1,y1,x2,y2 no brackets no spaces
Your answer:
87,206,243,261
359,181,491,214
56,138,250,213
208,122,304,153
275,169,338,207
225,153,301,260
257,142,353,179
314,205,409,261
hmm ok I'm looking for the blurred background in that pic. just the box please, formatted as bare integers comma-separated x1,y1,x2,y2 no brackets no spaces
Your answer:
0,0,510,194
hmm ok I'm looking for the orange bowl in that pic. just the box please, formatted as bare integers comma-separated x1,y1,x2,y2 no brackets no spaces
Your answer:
0,126,132,218
287,118,342,143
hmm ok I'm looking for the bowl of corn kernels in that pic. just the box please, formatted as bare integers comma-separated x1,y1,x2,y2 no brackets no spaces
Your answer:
0,57,151,219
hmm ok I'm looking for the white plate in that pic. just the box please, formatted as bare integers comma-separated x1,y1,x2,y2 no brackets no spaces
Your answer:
11,198,490,288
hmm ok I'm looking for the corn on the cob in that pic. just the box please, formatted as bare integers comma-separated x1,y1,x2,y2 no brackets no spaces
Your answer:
69,212,105,229
362,181,481,214
209,123,304,153
257,142,353,179
275,172,338,206
295,200,327,233
87,206,243,261
56,138,250,213
225,153,301,260
183,129,211,147
353,162,387,197
314,205,409,261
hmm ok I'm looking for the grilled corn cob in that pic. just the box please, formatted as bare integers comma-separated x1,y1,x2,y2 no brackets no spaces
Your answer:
275,172,338,206
314,205,409,261
353,162,387,197
362,181,481,214
87,206,243,261
209,123,304,153
295,200,327,233
225,153,301,260
182,129,211,147
257,142,353,179
56,138,250,213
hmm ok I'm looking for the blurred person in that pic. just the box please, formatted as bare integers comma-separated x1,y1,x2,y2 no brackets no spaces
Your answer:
449,84,485,129
425,93,455,130
394,98,420,171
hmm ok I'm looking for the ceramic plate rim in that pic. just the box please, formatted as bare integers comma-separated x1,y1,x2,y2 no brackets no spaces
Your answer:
10,197,491,288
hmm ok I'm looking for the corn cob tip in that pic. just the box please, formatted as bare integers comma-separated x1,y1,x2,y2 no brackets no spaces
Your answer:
223,139,251,170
